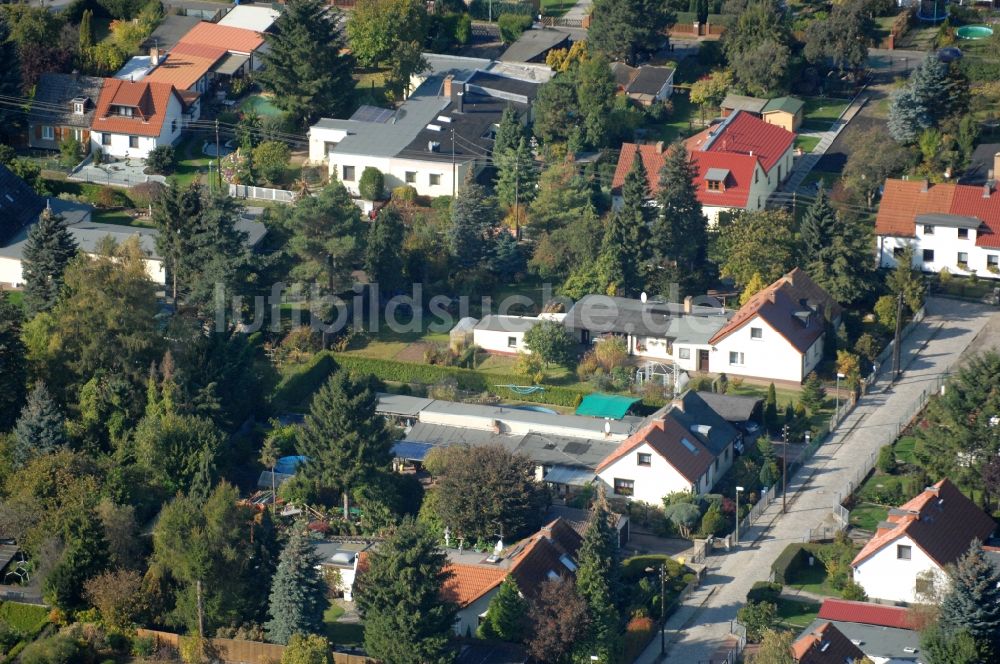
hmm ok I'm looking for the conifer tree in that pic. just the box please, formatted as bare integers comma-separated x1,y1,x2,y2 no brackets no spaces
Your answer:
654,143,707,293
13,381,66,468
266,524,327,644
22,209,78,316
764,383,778,433
491,232,525,283
479,576,527,642
297,370,394,517
365,206,406,295
354,518,456,663
495,137,537,210
575,490,622,661
448,172,501,269
939,541,1000,652
799,372,826,415
740,273,768,306
0,289,26,431
493,106,524,160
79,9,94,52
42,507,109,610
800,186,836,258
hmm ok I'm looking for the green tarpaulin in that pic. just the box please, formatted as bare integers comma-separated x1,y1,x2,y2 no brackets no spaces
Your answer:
575,393,640,420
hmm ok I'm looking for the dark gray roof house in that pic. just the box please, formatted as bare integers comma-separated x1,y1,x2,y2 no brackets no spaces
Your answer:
961,143,1000,185
0,165,45,246
499,28,570,64
28,73,105,151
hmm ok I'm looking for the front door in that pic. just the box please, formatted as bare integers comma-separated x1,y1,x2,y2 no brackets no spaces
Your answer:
698,349,709,372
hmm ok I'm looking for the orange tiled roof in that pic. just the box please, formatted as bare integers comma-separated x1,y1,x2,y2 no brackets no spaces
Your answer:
791,622,866,664
91,79,182,137
852,478,997,568
178,21,265,54
595,413,714,483
441,564,506,607
876,178,1000,248
708,268,839,352
146,49,224,90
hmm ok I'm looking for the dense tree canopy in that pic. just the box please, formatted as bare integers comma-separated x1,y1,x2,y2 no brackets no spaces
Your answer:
588,0,674,64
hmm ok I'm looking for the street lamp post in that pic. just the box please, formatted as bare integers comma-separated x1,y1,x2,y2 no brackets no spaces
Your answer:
645,565,667,654
735,486,744,547
836,372,845,420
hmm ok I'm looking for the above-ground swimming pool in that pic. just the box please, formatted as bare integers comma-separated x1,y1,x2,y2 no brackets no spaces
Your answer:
957,25,994,39
505,404,559,414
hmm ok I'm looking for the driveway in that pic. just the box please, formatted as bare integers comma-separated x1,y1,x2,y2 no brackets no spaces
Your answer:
69,160,166,189
635,297,1000,664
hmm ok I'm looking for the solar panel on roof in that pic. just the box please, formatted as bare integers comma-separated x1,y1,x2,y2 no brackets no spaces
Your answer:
349,105,396,123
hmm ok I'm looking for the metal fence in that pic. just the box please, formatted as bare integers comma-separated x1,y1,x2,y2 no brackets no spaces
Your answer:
229,183,296,203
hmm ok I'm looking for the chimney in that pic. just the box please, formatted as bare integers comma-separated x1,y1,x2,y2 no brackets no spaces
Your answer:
920,179,929,193
654,140,664,153
768,288,777,304
150,46,160,67
443,74,453,99
451,81,465,113
683,295,693,314
984,183,993,199
993,152,1000,182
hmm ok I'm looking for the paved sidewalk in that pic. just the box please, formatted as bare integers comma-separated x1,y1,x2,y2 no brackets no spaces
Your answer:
636,297,999,664
777,92,869,196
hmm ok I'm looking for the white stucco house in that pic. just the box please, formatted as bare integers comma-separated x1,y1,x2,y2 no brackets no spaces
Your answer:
90,79,186,159
596,391,740,502
309,69,541,199
851,479,997,605
612,110,796,225
471,312,566,354
875,178,1000,279
313,540,375,603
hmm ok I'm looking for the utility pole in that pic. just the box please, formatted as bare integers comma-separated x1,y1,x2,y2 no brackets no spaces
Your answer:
514,156,520,240
215,119,221,193
892,291,904,381
782,424,788,514
451,128,456,198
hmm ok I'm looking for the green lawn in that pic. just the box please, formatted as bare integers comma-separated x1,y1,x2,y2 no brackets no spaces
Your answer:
5,291,24,308
848,502,888,531
894,436,917,466
168,136,214,189
93,208,143,226
648,94,701,144
323,603,364,647
787,564,842,598
541,0,576,15
775,598,821,630
352,69,389,110
801,96,851,131
795,134,821,154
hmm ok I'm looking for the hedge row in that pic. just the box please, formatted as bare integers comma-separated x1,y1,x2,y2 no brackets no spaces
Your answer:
674,12,736,27
770,543,825,585
270,353,338,412
332,354,591,408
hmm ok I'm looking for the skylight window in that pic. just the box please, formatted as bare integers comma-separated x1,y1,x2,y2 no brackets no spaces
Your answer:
559,554,577,572
680,438,698,454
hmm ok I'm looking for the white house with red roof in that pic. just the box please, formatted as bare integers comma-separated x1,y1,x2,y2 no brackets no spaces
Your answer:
90,79,186,158
875,178,1000,278
612,110,796,224
851,479,997,604
707,268,842,384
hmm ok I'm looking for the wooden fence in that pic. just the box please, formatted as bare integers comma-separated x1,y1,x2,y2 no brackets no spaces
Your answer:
137,629,375,664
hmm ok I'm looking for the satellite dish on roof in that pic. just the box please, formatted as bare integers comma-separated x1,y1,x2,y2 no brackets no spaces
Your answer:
494,539,503,554
640,291,647,303
604,420,611,434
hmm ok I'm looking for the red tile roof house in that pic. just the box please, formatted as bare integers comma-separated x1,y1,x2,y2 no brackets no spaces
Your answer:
612,110,796,225
875,178,1000,279
790,622,867,664
851,479,997,604
90,79,187,159
441,518,582,637
798,598,922,662
707,268,842,384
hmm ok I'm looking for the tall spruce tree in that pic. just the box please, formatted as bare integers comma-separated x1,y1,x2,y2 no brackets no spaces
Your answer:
479,576,527,642
621,154,653,274
13,381,66,468
493,106,524,159
939,541,1000,653
0,289,26,431
365,206,406,295
297,370,394,517
494,136,537,210
800,186,836,257
257,0,355,126
654,143,708,293
22,209,78,316
448,172,501,269
266,524,328,644
78,9,94,51
354,518,457,662
575,492,622,662
42,507,109,610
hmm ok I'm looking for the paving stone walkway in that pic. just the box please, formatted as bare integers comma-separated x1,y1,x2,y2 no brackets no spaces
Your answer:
636,297,999,664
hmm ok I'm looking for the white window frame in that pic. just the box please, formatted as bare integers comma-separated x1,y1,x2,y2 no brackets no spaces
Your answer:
342,165,355,181
42,126,54,140
750,327,763,339
897,544,912,560
507,336,517,348
678,347,690,360
729,351,744,366
429,173,441,186
405,171,417,184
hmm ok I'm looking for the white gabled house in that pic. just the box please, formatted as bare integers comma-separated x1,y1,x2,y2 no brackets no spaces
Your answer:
851,479,997,604
90,79,186,159
471,312,566,355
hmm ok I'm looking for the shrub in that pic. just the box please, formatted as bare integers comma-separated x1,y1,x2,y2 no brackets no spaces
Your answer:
746,581,782,605
58,137,83,168
623,615,655,661
145,145,176,174
252,141,291,185
391,184,418,203
842,580,867,601
497,14,532,44
621,555,683,582
455,13,472,44
128,181,167,208
736,601,777,643
770,543,816,585
19,634,80,664
699,503,726,537
0,603,49,634
876,444,895,474
664,502,702,538
359,166,385,200
270,353,338,412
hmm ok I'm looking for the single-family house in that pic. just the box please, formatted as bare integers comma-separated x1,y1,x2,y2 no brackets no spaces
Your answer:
720,94,768,116
875,178,1000,278
140,14,201,52
694,391,763,441
595,391,740,501
90,79,187,158
610,62,675,105
960,144,1000,185
851,479,997,604
409,53,553,100
217,5,281,33
313,540,374,602
612,110,796,224
499,28,570,64
443,518,582,636
804,598,921,663
27,73,105,152
791,622,867,664
174,21,268,73
761,96,805,132
309,70,540,198
472,312,566,354
707,268,842,384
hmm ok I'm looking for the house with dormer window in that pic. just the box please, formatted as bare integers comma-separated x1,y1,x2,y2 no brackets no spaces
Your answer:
28,73,105,152
90,79,187,158
612,110,796,224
